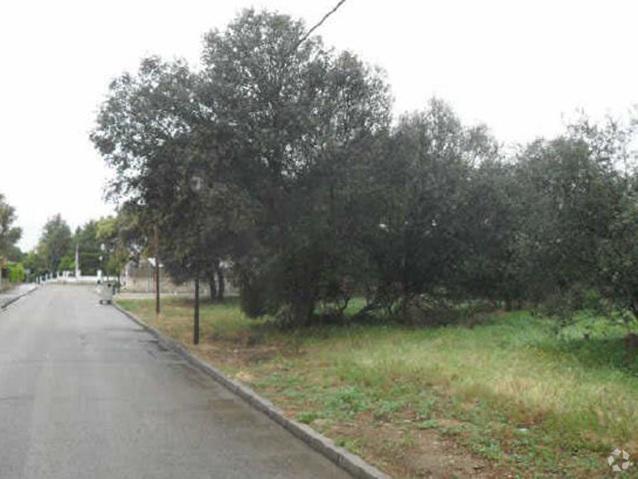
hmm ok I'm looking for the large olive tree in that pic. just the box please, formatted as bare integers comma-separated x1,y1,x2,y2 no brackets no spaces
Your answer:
199,9,392,323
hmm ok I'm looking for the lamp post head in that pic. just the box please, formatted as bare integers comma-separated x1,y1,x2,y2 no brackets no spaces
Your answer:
190,175,204,193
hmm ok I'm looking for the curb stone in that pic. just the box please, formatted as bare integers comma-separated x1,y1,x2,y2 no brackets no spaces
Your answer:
0,285,38,311
112,302,391,479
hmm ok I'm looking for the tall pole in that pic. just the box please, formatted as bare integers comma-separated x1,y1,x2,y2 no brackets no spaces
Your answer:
191,171,203,345
154,224,161,316
193,275,200,345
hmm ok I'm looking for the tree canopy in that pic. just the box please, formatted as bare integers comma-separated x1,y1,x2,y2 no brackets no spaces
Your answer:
0,193,22,260
37,214,73,273
91,8,638,326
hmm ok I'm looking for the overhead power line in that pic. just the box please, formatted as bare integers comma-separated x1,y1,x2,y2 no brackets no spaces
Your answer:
295,0,350,50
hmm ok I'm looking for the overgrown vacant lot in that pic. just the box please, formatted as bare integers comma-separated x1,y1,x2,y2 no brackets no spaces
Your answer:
118,298,638,478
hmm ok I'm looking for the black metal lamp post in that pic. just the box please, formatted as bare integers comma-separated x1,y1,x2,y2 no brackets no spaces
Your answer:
193,273,200,345
191,174,204,345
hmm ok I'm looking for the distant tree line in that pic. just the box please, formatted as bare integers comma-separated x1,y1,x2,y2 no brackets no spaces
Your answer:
24,214,129,282
91,9,638,325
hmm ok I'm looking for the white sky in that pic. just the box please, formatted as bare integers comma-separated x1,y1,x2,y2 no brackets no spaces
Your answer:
1,0,637,250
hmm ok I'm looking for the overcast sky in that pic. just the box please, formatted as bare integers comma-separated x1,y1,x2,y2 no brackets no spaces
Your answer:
1,0,637,250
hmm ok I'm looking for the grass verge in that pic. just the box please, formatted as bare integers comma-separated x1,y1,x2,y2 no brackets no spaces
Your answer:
117,297,638,478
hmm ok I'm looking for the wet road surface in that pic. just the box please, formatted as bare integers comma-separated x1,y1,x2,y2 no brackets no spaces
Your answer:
0,285,350,478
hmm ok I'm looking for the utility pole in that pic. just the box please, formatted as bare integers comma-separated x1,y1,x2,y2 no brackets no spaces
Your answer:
154,224,161,316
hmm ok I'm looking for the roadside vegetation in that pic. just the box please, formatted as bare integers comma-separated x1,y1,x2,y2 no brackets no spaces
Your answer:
0,193,23,290
91,9,638,331
118,297,638,478
93,7,638,478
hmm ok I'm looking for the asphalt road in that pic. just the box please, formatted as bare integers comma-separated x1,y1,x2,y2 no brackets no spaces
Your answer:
0,285,351,479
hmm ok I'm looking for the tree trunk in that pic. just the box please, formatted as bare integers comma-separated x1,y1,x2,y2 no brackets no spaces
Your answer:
505,297,513,312
208,275,217,303
216,267,225,302
292,294,315,326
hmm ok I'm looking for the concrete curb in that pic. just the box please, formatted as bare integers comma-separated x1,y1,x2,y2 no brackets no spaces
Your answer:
112,302,391,479
0,285,38,311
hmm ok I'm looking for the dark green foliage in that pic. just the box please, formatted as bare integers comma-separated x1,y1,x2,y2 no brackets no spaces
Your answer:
74,221,102,275
23,250,44,280
237,267,273,319
363,100,500,311
37,214,73,273
92,8,638,327
0,193,21,259
512,118,636,318
198,10,392,323
595,173,638,316
5,244,24,263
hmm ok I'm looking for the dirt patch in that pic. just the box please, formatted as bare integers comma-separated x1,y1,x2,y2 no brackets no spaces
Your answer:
405,430,495,478
195,342,282,368
321,412,503,479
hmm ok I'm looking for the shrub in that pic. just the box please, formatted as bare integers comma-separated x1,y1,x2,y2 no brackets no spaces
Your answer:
8,262,25,283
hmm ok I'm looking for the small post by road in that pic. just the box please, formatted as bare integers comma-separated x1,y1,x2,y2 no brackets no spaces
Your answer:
154,225,161,316
193,275,200,345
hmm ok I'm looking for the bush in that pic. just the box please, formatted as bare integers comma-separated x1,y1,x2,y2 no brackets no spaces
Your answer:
8,262,25,283
238,270,272,318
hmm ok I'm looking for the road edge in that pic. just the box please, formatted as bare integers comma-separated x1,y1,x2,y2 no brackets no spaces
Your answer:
112,302,391,479
0,285,38,311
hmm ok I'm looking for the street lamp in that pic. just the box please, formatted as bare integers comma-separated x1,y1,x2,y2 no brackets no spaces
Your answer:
191,173,204,345
188,142,220,345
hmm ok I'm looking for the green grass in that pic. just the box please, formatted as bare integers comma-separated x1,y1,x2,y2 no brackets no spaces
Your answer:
117,297,638,478
118,296,270,343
